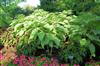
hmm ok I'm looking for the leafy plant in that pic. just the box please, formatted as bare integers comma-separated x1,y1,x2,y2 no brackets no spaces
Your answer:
59,44,87,64
10,9,75,55
59,12,100,64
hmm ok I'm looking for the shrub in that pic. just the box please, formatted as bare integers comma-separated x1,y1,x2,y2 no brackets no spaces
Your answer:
59,12,100,64
59,44,87,64
40,0,96,13
10,9,75,56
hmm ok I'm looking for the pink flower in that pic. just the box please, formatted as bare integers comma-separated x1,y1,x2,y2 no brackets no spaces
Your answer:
15,57,20,61
1,65,4,66
28,57,35,63
0,55,4,60
50,63,53,66
19,61,23,66
20,55,26,59
0,51,2,54
0,51,4,60
22,61,27,66
13,61,18,64
74,64,77,66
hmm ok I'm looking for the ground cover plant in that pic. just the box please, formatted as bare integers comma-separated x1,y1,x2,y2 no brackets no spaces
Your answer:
0,0,100,66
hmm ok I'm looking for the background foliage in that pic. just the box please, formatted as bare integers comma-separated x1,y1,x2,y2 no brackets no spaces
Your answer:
0,0,20,28
0,0,33,28
40,0,100,15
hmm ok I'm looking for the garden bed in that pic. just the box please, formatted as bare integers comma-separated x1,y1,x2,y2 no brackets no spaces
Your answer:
0,45,100,66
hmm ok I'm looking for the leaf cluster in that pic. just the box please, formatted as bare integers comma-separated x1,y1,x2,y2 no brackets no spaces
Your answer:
11,9,75,49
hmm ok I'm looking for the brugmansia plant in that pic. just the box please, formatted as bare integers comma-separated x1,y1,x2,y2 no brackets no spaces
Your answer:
10,9,75,49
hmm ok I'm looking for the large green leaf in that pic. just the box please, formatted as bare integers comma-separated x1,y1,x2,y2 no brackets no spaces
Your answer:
28,28,39,43
53,36,60,47
38,31,45,48
38,31,45,42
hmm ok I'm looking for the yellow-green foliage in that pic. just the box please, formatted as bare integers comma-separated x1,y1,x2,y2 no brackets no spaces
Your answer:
11,9,75,49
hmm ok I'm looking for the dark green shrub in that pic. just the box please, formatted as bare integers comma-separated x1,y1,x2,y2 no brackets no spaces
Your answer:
90,4,100,15
40,0,96,13
59,12,100,64
59,44,87,64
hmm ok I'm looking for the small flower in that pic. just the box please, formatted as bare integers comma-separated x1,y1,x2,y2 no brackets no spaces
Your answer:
28,57,35,63
0,51,2,54
49,63,53,66
0,55,4,60
19,61,23,66
74,64,77,66
13,60,18,64
1,64,4,66
15,57,20,62
20,54,26,59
